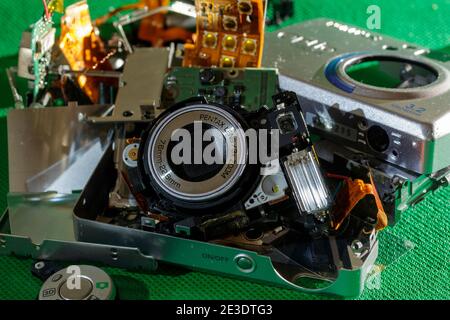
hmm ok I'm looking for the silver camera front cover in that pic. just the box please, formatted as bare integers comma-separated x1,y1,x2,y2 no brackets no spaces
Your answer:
263,18,450,174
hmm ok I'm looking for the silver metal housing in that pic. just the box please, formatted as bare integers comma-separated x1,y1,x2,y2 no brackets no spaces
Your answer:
263,19,450,174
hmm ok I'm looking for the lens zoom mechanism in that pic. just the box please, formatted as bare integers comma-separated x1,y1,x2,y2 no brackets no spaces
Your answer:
139,101,256,211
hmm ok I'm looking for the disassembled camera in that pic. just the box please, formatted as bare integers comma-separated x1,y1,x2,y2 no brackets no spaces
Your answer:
1,1,449,298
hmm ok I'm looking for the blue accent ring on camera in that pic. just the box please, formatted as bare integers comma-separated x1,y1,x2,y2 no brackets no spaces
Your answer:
324,53,362,93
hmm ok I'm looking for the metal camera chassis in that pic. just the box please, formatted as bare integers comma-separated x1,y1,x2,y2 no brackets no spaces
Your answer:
73,144,378,297
0,99,378,298
0,145,378,298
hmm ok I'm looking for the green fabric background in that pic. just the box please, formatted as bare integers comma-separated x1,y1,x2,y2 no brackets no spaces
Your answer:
0,0,449,300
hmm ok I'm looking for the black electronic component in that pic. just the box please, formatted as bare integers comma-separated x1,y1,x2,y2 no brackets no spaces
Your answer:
267,91,311,153
31,260,63,282
367,125,390,152
199,68,217,85
266,92,332,231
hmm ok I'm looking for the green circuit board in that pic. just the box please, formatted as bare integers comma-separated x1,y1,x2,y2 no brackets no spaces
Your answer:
163,67,279,112
30,17,55,99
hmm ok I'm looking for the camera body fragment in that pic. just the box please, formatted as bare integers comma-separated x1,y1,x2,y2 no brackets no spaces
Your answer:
263,19,450,223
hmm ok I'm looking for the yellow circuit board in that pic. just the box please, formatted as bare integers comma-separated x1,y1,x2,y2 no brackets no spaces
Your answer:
137,0,192,46
183,0,266,68
59,0,113,103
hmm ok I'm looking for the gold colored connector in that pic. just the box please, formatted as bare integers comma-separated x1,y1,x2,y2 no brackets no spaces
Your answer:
221,56,235,68
203,32,218,48
223,35,237,51
242,38,257,55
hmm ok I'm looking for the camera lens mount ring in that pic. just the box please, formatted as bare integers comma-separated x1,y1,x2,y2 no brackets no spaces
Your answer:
325,51,450,100
144,103,248,203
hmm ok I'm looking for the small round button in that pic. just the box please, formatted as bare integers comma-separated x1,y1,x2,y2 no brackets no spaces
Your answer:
59,277,93,300
39,265,115,300
51,274,63,282
235,254,255,273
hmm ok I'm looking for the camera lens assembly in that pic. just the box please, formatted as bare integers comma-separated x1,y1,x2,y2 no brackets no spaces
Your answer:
139,101,255,211
80,65,383,297
137,85,333,223
132,69,335,231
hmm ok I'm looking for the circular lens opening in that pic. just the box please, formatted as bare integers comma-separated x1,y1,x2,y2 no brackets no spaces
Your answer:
167,123,226,182
345,56,438,89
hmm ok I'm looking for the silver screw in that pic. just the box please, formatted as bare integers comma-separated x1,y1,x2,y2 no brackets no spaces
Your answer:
35,261,45,270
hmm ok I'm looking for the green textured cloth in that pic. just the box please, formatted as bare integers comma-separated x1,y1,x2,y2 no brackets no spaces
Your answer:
0,0,449,300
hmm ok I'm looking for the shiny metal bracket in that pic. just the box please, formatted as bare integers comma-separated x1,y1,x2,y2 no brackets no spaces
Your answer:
89,48,170,123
